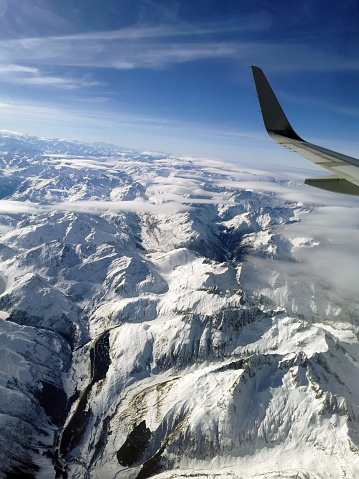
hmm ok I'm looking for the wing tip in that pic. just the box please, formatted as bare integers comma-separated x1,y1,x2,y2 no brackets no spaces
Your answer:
252,66,303,142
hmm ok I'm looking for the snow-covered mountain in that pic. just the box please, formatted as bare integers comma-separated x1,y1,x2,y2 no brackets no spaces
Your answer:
0,132,358,479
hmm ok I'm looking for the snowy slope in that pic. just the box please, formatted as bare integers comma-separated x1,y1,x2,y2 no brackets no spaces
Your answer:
0,132,358,479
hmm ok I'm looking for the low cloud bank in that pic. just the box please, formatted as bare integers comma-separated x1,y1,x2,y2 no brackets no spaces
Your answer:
283,205,359,298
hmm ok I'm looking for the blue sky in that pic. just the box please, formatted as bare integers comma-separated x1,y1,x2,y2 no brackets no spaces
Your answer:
1,0,359,167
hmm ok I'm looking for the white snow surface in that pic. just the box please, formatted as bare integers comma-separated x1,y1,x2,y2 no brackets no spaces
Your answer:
0,132,358,478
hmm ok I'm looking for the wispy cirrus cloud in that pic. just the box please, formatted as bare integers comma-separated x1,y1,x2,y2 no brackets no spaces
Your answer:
0,36,237,70
0,63,102,89
0,15,357,91
0,23,239,88
0,24,358,74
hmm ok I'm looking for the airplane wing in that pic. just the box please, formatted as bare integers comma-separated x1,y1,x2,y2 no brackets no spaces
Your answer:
251,65,359,195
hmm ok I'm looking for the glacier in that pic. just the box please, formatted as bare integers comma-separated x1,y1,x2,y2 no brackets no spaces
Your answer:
0,132,358,478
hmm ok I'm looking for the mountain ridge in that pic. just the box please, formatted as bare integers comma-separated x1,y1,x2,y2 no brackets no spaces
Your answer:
0,132,358,478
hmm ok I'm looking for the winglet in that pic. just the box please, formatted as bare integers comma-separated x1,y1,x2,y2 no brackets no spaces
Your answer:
251,66,303,141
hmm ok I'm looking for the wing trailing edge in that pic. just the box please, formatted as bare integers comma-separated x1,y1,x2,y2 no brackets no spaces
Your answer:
251,66,359,196
305,176,359,195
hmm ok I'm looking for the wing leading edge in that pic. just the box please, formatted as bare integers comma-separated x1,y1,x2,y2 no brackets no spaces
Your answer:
251,66,359,195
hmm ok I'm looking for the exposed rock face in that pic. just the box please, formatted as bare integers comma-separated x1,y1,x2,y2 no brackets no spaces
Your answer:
0,133,358,478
